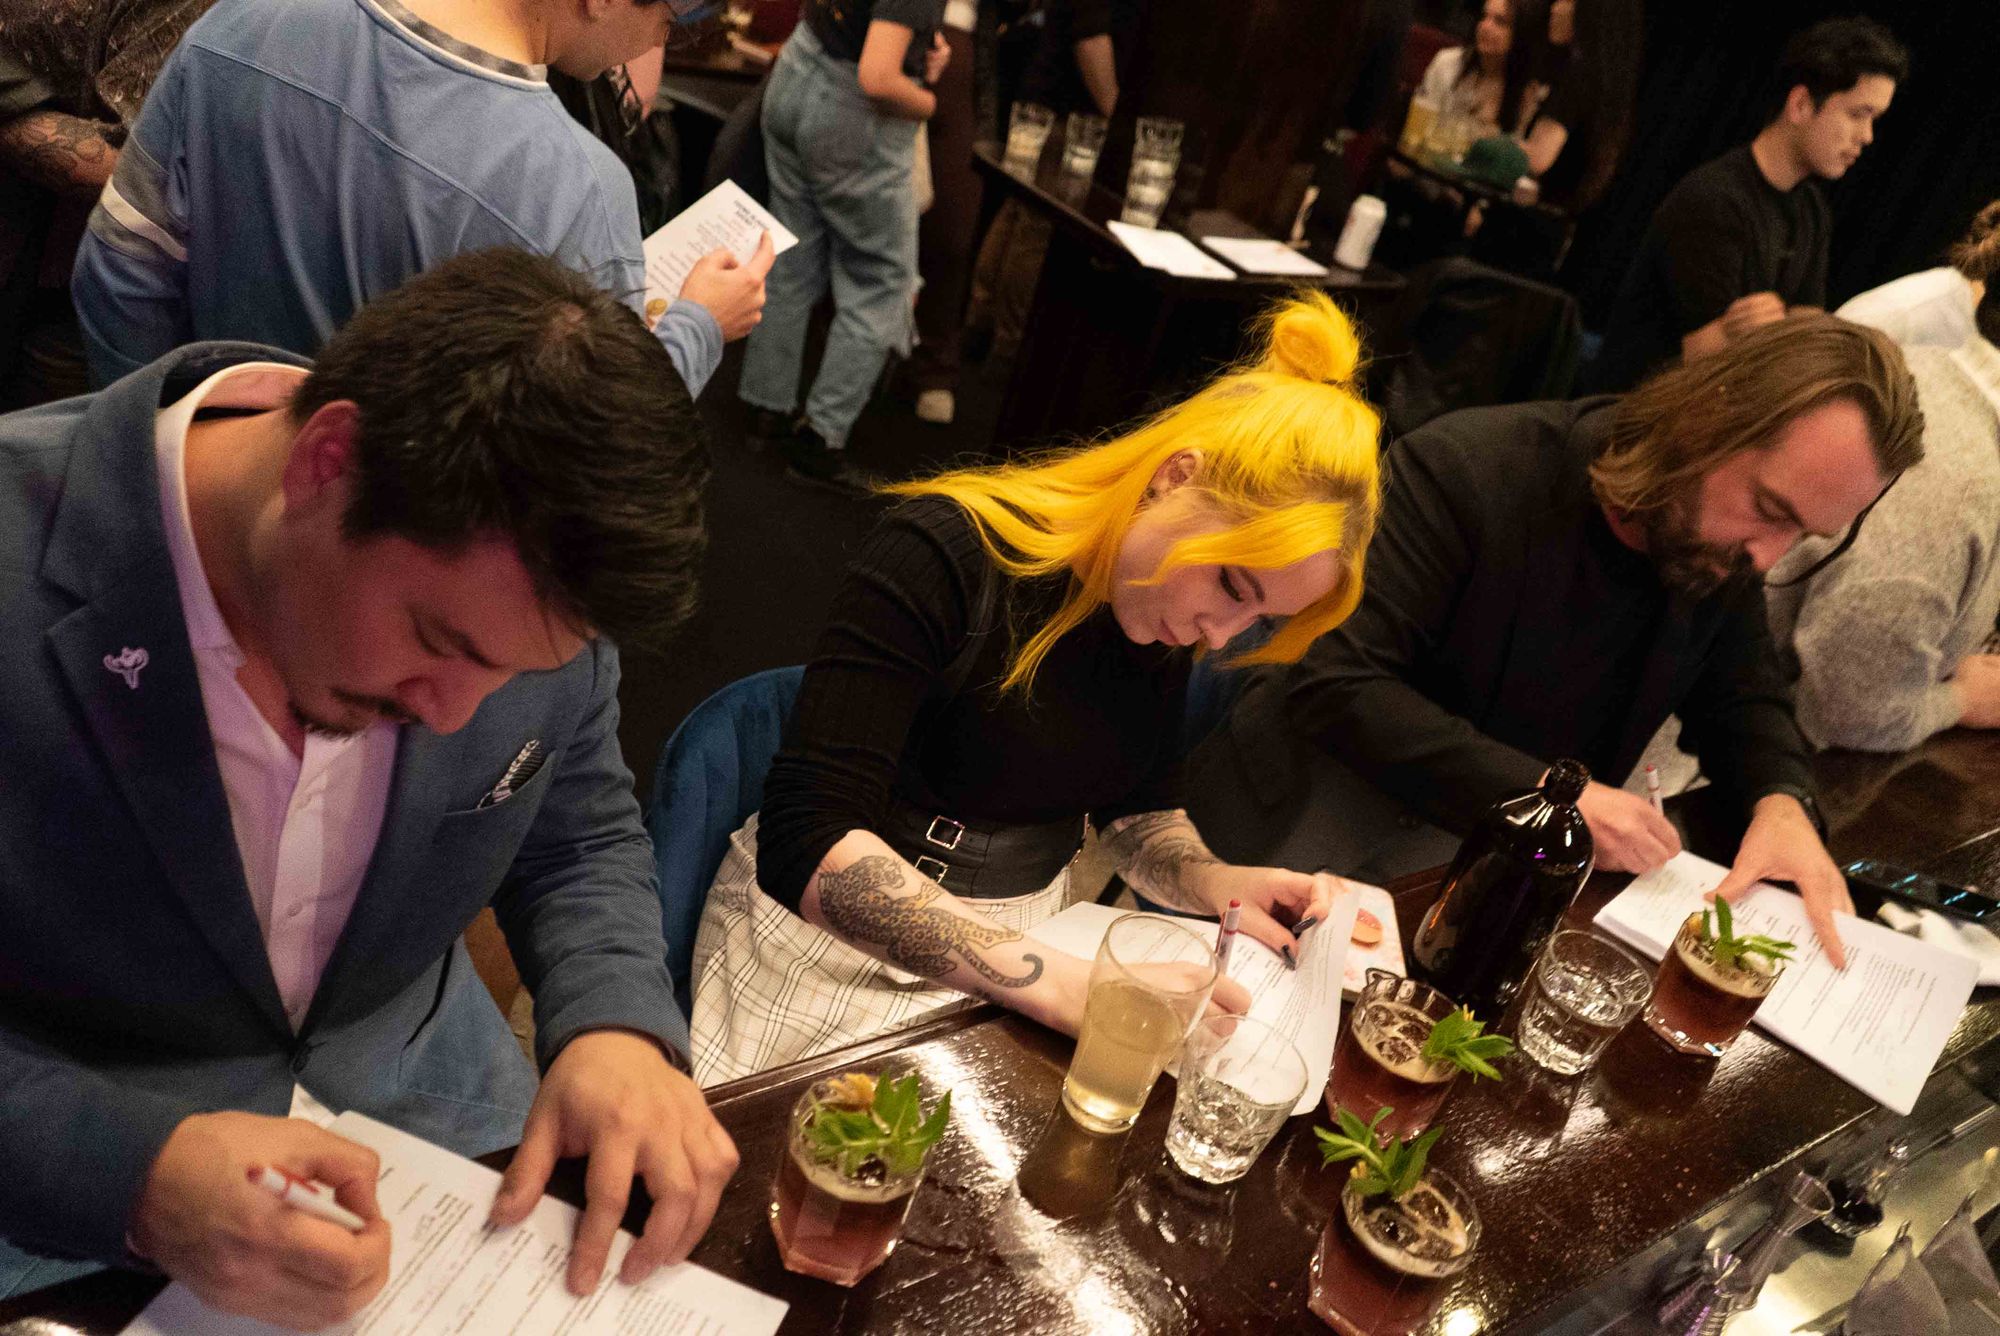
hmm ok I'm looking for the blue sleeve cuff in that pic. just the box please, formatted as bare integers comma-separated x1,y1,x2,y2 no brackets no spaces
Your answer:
659,300,724,398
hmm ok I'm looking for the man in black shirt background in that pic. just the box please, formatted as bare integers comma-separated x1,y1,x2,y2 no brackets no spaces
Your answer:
1187,316,1923,965
1592,17,1906,391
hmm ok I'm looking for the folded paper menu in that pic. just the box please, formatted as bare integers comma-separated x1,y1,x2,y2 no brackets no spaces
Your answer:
1025,888,1358,1115
123,1112,787,1336
641,180,798,323
1199,235,1330,278
1594,852,1979,1115
1105,221,1237,280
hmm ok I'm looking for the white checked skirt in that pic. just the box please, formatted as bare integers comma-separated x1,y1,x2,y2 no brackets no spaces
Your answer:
689,813,1075,1086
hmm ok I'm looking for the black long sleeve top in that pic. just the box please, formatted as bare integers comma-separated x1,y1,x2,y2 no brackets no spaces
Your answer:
1280,397,1816,830
756,497,1190,911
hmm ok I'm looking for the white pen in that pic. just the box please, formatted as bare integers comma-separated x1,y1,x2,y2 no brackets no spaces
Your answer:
1645,764,1664,814
249,1166,367,1232
1215,898,1243,973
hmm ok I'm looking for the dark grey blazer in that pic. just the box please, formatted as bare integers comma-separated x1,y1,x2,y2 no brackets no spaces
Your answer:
0,344,685,1268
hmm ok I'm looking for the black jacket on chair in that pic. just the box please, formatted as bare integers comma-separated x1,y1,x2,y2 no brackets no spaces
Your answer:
1212,397,1815,845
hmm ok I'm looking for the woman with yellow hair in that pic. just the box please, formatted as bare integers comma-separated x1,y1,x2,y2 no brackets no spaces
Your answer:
688,291,1384,1083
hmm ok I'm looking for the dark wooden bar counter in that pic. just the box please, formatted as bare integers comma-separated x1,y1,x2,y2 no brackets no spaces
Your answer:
7,730,2000,1335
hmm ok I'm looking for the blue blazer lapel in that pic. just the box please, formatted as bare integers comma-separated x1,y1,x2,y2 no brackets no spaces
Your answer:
39,345,309,1037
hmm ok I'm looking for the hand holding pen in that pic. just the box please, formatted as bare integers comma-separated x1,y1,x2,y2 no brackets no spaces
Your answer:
127,1110,391,1329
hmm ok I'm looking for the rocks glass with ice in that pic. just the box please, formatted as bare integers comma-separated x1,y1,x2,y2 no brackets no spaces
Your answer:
768,1070,947,1286
1327,970,1461,1139
1166,1013,1308,1184
1061,914,1218,1133
1308,1168,1481,1335
1643,910,1787,1057
1516,930,1653,1075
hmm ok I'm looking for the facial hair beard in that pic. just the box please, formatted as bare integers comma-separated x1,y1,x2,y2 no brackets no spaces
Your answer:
1642,499,1754,598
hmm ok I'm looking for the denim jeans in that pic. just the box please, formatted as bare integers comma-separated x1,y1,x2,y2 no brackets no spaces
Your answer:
737,25,919,449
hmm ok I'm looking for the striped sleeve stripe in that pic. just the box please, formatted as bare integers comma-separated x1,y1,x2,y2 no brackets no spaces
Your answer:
88,142,187,263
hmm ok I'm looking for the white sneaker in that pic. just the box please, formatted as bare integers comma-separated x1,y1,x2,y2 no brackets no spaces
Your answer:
914,389,955,425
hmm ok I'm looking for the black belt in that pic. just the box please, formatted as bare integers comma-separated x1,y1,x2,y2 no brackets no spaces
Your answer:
880,796,1086,899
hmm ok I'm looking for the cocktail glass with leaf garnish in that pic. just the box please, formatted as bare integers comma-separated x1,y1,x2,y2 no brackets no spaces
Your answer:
1307,1109,1482,1335
1643,897,1795,1057
1326,970,1514,1139
769,1068,952,1284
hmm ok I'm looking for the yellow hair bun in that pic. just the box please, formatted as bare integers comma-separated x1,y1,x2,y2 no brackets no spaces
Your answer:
1258,290,1363,387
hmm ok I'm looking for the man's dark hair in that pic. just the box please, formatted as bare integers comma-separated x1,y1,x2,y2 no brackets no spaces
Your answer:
292,247,710,654
1767,16,1909,122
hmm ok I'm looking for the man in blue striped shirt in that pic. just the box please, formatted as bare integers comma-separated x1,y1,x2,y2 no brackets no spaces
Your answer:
71,0,769,396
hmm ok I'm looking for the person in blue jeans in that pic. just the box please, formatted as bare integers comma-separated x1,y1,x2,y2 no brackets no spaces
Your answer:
738,0,949,496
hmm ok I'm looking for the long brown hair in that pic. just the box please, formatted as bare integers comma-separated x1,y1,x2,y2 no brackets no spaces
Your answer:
1592,315,1924,520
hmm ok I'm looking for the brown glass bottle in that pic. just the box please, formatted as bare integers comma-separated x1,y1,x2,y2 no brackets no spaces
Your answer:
1410,760,1595,1014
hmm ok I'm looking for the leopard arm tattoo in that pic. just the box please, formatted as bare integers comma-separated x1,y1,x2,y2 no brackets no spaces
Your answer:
0,110,118,198
1103,809,1221,914
816,855,1045,990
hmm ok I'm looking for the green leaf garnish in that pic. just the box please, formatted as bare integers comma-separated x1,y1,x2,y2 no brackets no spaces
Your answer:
803,1071,952,1179
1420,1006,1515,1081
1700,897,1796,972
1314,1108,1444,1201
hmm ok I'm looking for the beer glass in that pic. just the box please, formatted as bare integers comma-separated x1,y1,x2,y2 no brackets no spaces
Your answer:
1326,970,1461,1140
1061,914,1217,1132
1061,112,1108,178
1004,101,1055,168
1121,116,1184,228
1308,1168,1481,1335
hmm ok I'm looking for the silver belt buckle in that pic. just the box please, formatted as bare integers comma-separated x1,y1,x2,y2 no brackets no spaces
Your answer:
925,816,965,850
914,855,951,883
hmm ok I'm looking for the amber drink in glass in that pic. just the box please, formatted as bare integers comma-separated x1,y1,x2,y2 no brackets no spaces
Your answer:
769,1072,946,1286
1643,911,1786,1057
1062,914,1218,1133
1308,1169,1481,1336
1327,970,1461,1139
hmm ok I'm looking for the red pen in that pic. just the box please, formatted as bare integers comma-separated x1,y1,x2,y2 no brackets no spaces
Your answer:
249,1165,366,1232
1215,898,1243,973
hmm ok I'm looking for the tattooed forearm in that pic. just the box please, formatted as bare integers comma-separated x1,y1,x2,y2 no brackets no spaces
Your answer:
817,855,1045,989
0,110,119,197
1104,809,1221,912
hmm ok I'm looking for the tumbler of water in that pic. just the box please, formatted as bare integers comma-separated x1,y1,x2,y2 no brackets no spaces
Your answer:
1517,931,1652,1076
1166,1013,1307,1184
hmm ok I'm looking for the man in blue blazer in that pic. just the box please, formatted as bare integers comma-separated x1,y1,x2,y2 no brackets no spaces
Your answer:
0,249,736,1326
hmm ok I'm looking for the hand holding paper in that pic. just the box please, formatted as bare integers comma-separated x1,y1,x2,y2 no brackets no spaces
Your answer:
677,232,777,342
641,181,797,337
